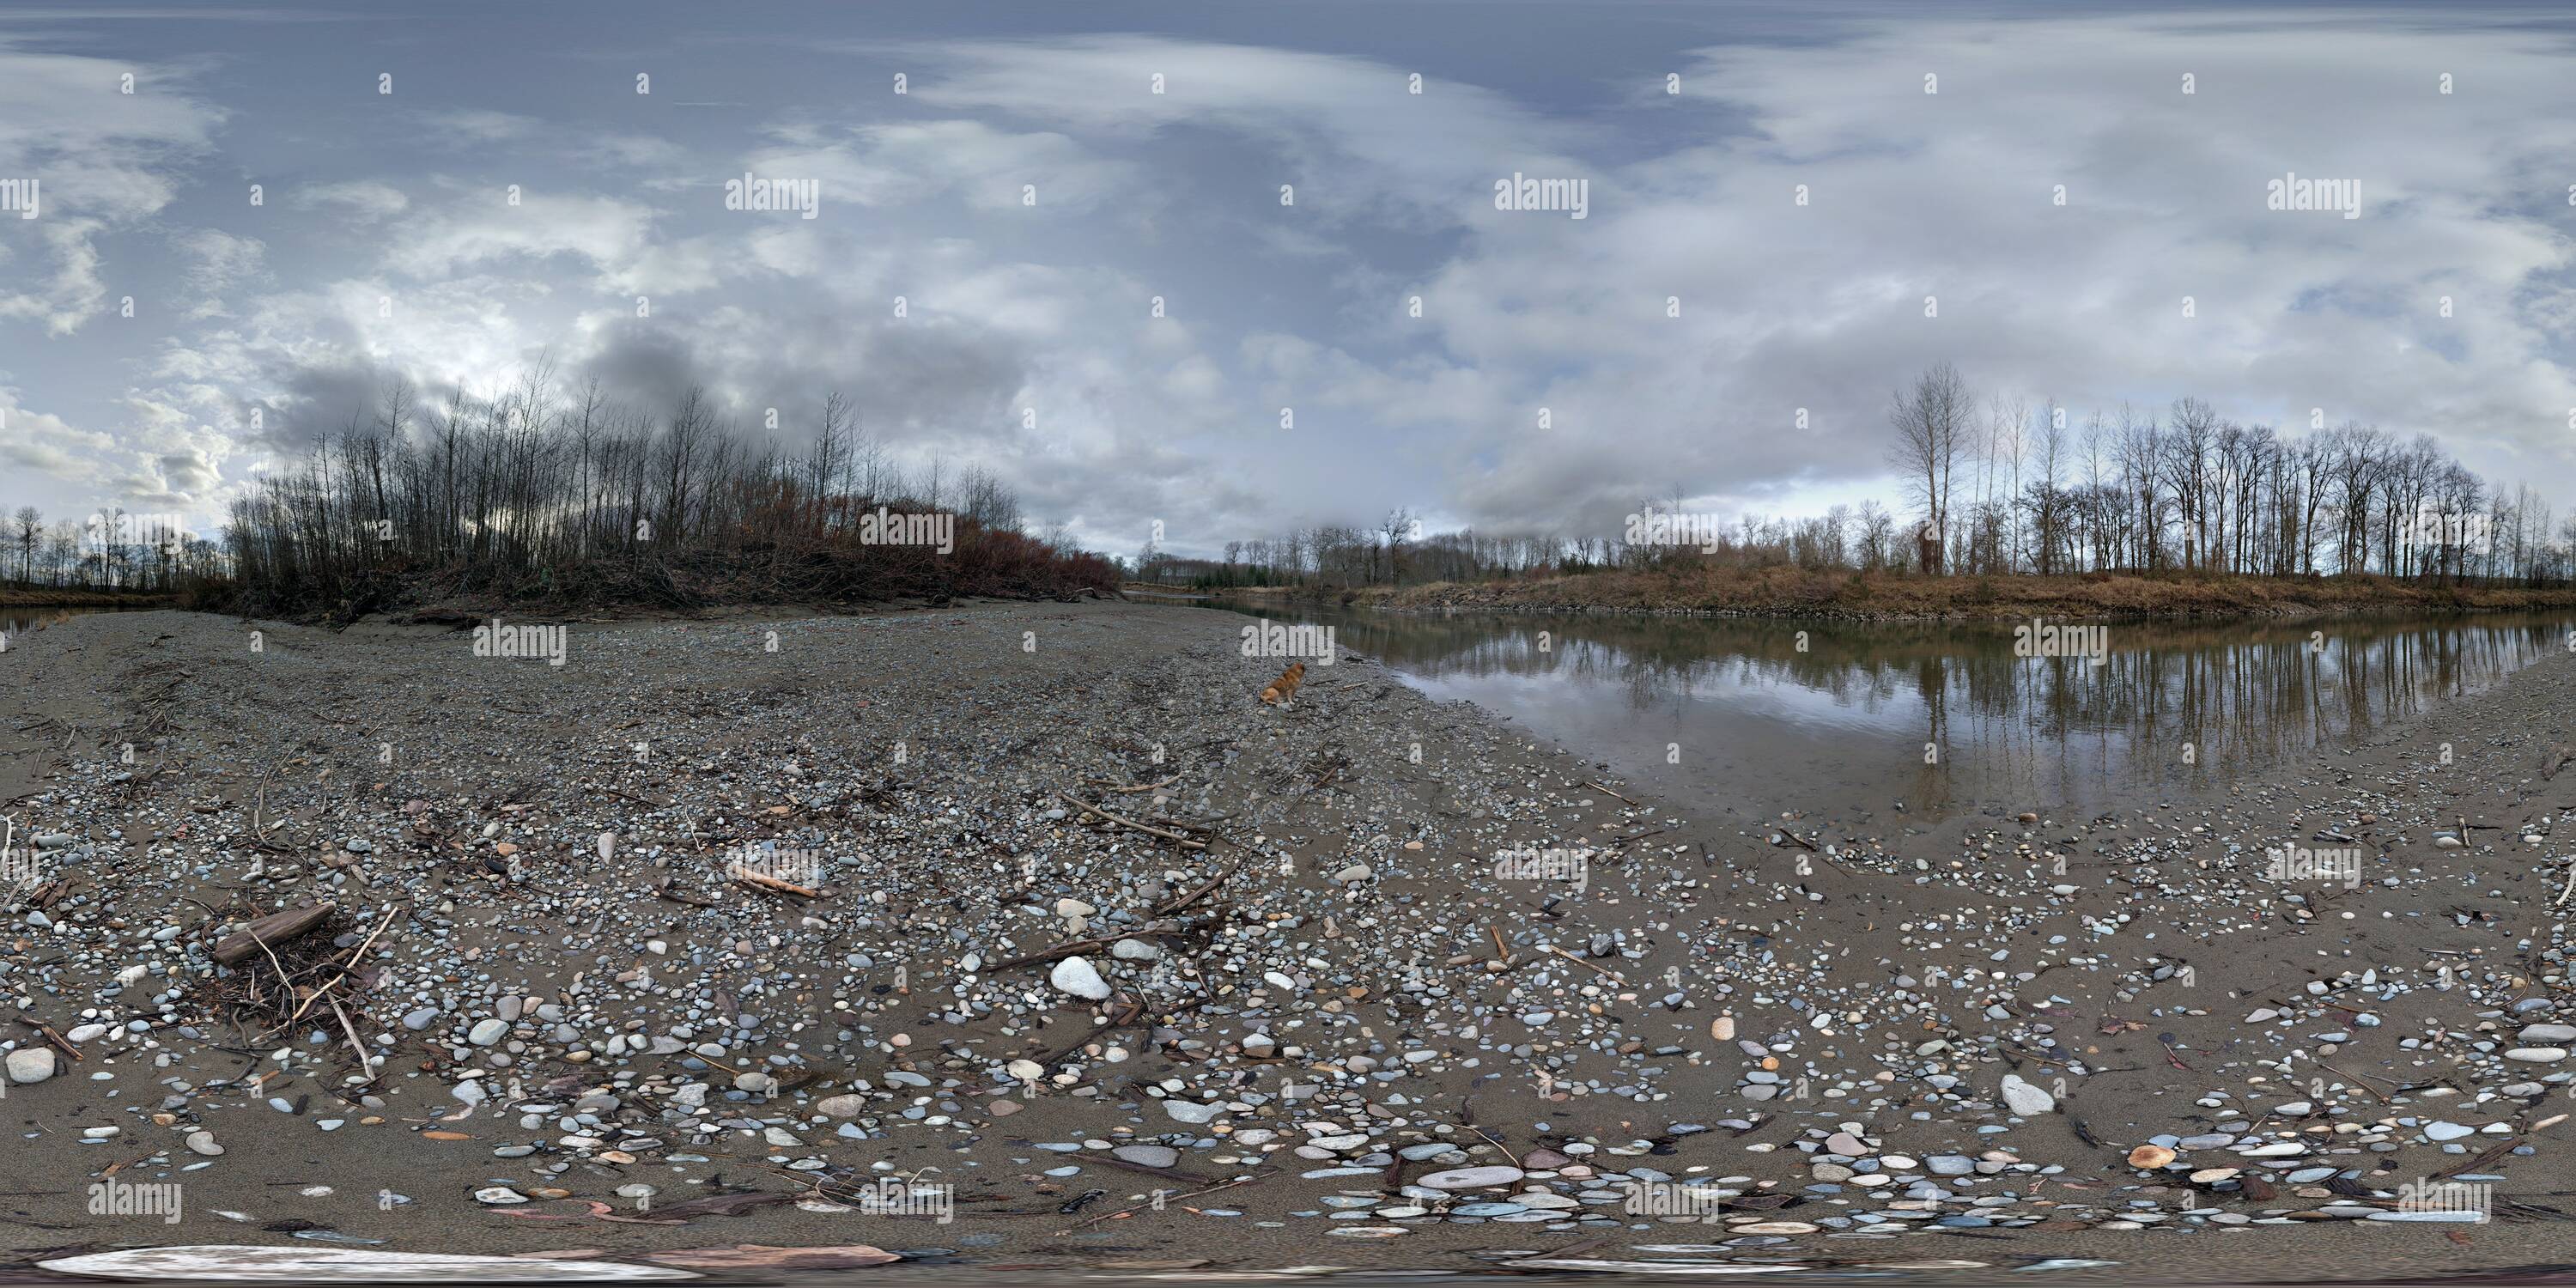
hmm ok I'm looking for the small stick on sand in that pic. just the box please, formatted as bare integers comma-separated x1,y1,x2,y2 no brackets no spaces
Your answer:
1548,945,1625,981
1054,789,1207,849
729,866,821,899
1089,775,1180,794
327,997,378,1086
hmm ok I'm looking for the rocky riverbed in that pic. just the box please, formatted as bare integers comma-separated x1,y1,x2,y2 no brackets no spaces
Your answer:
4,602,2576,1284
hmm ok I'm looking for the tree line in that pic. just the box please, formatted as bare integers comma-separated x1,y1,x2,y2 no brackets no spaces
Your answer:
4,505,226,593
1148,364,2576,590
214,359,1113,617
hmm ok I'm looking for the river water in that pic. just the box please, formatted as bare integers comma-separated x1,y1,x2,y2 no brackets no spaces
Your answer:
1230,604,2576,821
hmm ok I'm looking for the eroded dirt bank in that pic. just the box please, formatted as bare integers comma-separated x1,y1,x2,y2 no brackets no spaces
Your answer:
4,602,2576,1284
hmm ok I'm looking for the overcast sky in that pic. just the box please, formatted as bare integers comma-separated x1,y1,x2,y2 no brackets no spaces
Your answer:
4,1,2575,559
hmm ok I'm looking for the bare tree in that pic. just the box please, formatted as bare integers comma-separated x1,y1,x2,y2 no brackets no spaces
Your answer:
1886,362,1969,574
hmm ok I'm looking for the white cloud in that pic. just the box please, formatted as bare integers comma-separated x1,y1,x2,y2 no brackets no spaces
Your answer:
290,180,409,221
0,38,221,333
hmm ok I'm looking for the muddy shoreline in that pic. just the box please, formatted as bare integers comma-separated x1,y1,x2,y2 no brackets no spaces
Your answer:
4,602,2576,1283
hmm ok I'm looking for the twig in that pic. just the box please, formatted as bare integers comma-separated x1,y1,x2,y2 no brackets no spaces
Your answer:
728,866,821,899
1153,860,1242,917
1588,781,1636,805
1054,790,1207,849
987,921,1196,972
1548,945,1625,981
1058,1172,1271,1232
1090,775,1180,794
327,997,377,1087
284,904,403,1026
653,877,719,908
13,1018,82,1063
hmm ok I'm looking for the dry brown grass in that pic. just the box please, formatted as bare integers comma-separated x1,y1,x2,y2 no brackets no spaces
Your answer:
0,586,175,609
1354,568,2576,620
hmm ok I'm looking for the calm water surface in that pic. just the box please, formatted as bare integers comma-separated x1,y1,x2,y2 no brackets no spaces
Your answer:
1237,605,2576,820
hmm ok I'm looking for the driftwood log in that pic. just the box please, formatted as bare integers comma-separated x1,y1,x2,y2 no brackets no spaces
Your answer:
211,902,335,966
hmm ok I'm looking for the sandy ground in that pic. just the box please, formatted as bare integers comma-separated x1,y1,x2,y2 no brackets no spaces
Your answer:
3,601,2576,1285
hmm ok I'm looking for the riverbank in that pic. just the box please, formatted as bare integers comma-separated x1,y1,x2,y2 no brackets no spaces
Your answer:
4,601,2576,1283
1338,568,2576,621
0,586,175,609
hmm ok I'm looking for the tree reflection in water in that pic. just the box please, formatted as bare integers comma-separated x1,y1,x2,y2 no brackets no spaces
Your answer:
1229,605,2576,818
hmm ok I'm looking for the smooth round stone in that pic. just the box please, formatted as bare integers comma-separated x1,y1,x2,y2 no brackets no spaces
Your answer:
1419,1165,1526,1190
1451,1202,1528,1217
1113,1145,1179,1169
6,1048,58,1084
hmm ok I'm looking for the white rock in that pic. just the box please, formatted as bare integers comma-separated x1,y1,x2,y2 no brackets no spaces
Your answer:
186,1131,224,1156
468,1018,509,1046
1999,1073,2056,1115
1418,1165,1527,1189
5,1048,56,1084
1050,956,1111,1000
